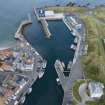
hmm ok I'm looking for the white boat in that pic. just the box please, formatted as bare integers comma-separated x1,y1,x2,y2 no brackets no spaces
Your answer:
38,71,44,79
71,44,77,50
67,61,73,70
27,88,32,94
20,96,26,104
14,101,19,105
56,78,60,85
74,37,78,43
61,61,65,69
42,60,47,69
72,31,76,36
35,51,39,55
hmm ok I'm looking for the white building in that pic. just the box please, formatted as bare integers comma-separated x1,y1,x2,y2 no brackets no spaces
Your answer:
45,11,54,17
88,82,104,98
18,63,34,71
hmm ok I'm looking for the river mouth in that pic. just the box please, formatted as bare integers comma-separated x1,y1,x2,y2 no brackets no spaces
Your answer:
23,15,76,105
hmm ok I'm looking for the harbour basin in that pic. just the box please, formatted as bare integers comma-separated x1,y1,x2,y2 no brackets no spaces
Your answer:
24,16,75,105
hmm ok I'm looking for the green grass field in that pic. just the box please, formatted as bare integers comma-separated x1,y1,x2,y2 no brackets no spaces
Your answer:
80,15,105,84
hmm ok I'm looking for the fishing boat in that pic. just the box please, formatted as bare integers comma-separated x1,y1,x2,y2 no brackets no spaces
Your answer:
56,78,60,85
67,61,73,70
38,71,44,79
42,60,47,69
71,44,77,50
20,96,26,104
27,88,32,94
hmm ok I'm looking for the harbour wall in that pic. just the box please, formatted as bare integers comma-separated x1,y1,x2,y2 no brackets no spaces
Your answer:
15,14,32,40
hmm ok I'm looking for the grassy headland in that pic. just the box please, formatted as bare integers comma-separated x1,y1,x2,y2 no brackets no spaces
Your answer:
93,7,105,22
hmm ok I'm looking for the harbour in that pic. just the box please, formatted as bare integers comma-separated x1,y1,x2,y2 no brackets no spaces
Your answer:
1,1,105,105
23,8,81,105
23,6,85,105
24,16,75,105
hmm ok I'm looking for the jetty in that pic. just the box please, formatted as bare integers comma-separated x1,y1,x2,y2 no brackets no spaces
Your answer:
54,60,66,90
33,7,64,38
40,19,51,38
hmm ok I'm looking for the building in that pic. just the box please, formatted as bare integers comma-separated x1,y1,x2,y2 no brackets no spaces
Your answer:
45,11,54,17
88,82,104,98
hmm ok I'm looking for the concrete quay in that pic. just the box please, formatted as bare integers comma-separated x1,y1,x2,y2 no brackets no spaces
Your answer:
38,14,64,20
33,7,64,21
54,15,85,105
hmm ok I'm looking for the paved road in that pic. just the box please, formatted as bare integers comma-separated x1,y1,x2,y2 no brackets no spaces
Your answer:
62,55,83,105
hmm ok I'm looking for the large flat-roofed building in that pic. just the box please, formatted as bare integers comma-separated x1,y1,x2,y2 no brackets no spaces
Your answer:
45,11,54,17
37,8,64,20
88,82,104,98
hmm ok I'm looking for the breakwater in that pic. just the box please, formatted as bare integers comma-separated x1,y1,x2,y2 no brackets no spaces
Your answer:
15,14,32,40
